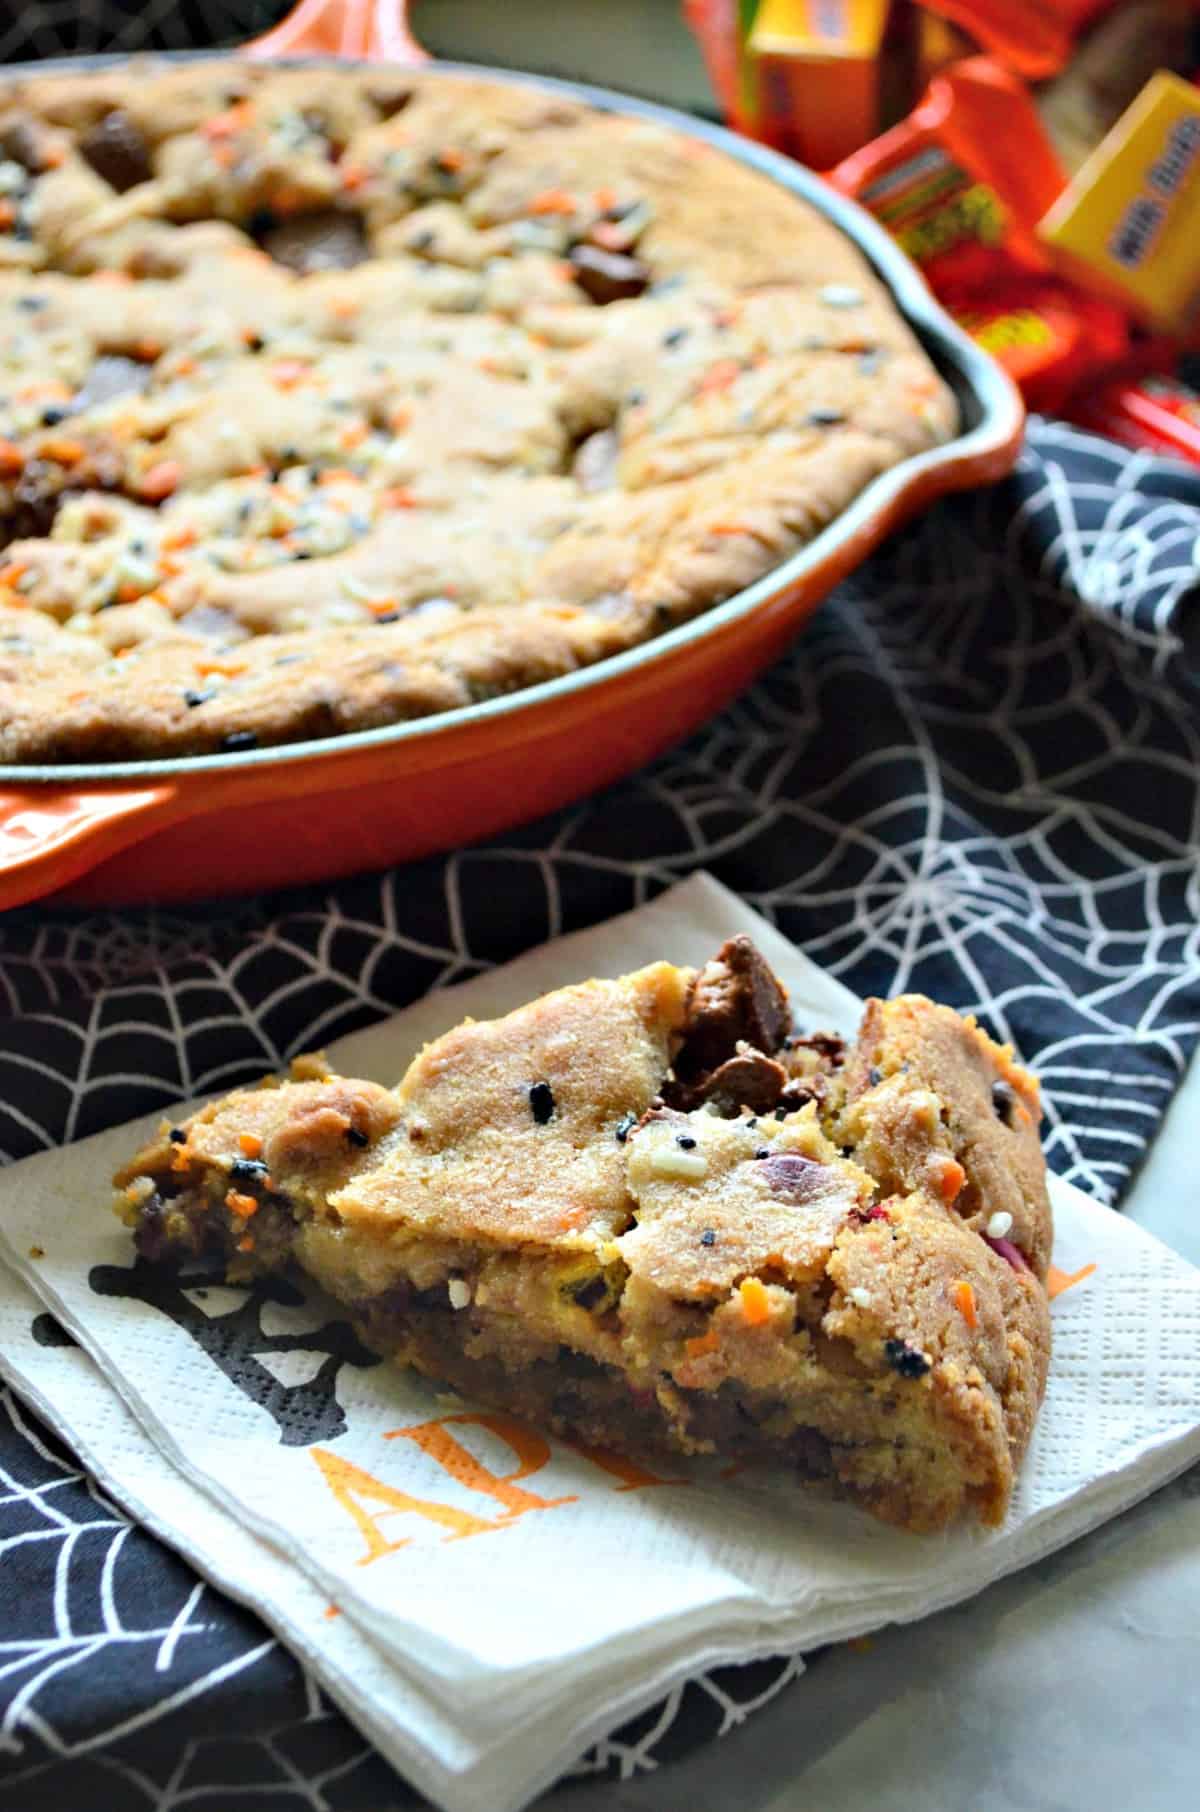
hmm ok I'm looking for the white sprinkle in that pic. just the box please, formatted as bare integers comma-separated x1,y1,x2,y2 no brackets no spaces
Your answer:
647,1145,709,1181
986,1211,1014,1240
820,284,862,308
124,1174,155,1205
447,1278,472,1310
848,1287,873,1310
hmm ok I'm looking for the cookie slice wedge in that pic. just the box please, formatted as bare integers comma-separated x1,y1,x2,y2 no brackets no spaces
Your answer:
114,940,1051,1532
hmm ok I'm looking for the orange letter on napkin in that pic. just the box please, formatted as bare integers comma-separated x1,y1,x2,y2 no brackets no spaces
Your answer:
386,1413,578,1519
311,1446,497,1565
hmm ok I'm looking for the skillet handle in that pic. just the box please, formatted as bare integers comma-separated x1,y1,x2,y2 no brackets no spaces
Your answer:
246,0,429,63
0,786,178,911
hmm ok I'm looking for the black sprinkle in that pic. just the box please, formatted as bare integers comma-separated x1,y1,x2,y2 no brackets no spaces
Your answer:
700,1229,716,1247
676,1133,697,1150
17,295,46,312
626,388,647,406
746,1117,758,1129
168,1128,187,1144
859,350,881,374
183,688,214,708
346,1126,369,1148
662,326,690,348
40,406,67,426
884,1338,931,1379
230,1157,269,1183
221,730,259,752
992,1080,1016,1125
246,333,266,354
754,1147,770,1159
774,1106,788,1121
528,1080,555,1125
808,407,845,426
373,610,400,624
293,550,313,561
615,1112,636,1143
868,1066,882,1087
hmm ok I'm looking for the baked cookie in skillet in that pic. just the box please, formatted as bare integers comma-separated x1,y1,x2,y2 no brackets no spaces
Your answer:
115,937,1051,1533
0,63,956,761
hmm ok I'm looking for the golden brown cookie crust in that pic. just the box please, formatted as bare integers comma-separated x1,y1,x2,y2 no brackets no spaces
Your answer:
0,61,958,762
115,942,1051,1532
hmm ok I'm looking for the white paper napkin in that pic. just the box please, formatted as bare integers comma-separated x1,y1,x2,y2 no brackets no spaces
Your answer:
2,873,1199,1812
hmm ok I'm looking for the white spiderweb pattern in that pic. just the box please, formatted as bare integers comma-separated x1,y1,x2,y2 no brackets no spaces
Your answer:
0,418,1198,1807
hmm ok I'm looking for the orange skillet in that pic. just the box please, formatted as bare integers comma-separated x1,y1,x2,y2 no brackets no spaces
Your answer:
0,0,1024,908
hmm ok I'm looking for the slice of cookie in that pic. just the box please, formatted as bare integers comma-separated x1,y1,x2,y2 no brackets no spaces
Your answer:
113,939,1051,1532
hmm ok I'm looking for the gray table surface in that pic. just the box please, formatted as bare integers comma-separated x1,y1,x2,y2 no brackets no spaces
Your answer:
424,3,1200,1805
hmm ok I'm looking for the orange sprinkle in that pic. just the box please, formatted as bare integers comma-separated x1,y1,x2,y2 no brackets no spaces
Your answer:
133,338,162,362
40,437,87,467
558,1204,588,1230
115,581,144,603
338,422,368,451
329,294,359,319
157,555,185,578
0,442,24,479
237,1235,256,1252
435,147,465,172
238,1132,263,1158
171,356,197,378
196,657,247,679
708,522,752,537
41,144,66,170
696,358,741,397
0,202,15,232
270,359,310,390
323,1604,341,1620
0,559,29,588
366,596,399,618
951,1279,978,1329
529,187,577,216
381,485,418,509
225,1191,259,1217
388,405,411,433
161,524,197,551
738,1277,771,1326
272,184,307,216
317,467,357,486
592,185,618,212
113,646,136,660
339,161,371,193
92,271,132,285
1046,1262,1096,1302
202,100,253,141
170,1145,192,1172
939,1159,966,1204
139,460,182,502
684,1327,721,1359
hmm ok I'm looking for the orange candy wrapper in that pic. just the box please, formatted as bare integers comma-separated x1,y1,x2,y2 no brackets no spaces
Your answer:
1064,353,1200,462
828,56,1132,403
919,0,1123,80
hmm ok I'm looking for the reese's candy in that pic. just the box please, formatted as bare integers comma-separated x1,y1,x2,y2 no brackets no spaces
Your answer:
829,57,1067,297
949,278,1130,413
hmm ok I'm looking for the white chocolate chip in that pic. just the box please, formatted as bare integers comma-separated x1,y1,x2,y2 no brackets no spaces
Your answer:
820,284,862,308
848,1287,873,1309
447,1278,471,1309
647,1145,708,1180
986,1211,1014,1240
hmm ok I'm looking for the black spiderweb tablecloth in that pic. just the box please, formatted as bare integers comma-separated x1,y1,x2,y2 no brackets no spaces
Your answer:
0,413,1198,1809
